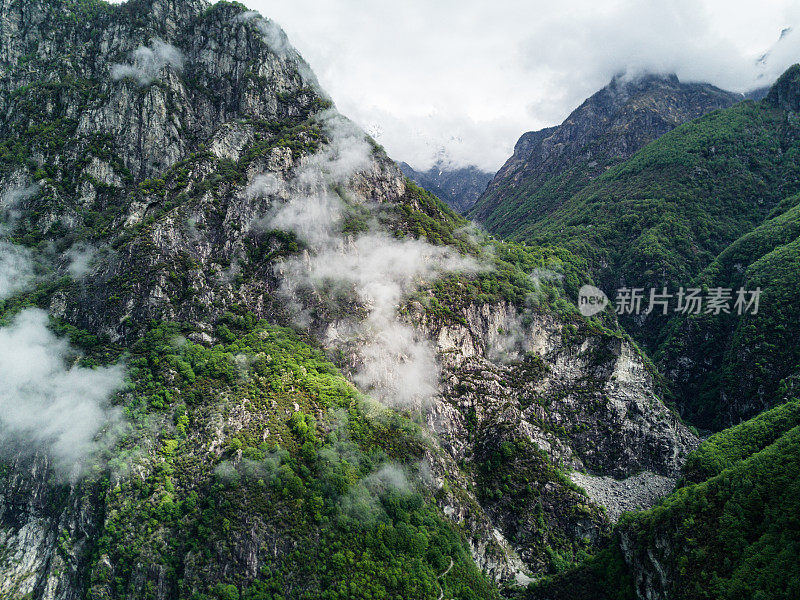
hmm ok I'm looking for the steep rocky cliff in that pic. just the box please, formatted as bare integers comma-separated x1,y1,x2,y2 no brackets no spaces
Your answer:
0,1,698,598
419,300,696,574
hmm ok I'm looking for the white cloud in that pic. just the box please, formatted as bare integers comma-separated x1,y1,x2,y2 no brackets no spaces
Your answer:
0,309,124,478
0,241,35,300
0,180,123,477
0,246,35,304
65,243,98,279
254,111,477,408
111,39,185,85
234,10,294,57
0,182,39,234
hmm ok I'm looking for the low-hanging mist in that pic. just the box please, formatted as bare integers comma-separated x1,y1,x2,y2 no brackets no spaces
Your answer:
0,309,124,478
0,241,34,301
255,112,478,408
111,39,185,85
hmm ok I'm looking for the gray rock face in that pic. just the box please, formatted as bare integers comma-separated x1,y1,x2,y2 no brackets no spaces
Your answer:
415,301,697,573
766,63,800,112
0,0,316,207
423,302,696,476
569,470,676,523
619,528,674,600
0,0,327,341
0,452,101,600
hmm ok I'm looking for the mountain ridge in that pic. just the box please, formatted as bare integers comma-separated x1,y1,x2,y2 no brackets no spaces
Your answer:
469,72,743,234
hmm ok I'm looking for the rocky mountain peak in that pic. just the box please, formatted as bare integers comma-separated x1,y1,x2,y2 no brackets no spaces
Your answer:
126,0,206,15
607,71,680,90
127,0,210,31
134,0,207,13
469,71,742,229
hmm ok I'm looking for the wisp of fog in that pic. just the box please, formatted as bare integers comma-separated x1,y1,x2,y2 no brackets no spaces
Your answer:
0,180,124,478
111,39,185,85
0,309,124,478
255,111,477,409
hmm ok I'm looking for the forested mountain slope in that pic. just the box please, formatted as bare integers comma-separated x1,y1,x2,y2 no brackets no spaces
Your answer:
656,193,800,428
480,78,800,299
526,399,800,600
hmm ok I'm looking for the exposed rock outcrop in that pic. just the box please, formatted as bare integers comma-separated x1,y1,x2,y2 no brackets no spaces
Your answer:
417,301,696,573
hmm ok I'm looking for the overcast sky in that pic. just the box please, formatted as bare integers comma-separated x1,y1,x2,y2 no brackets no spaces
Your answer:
131,0,800,171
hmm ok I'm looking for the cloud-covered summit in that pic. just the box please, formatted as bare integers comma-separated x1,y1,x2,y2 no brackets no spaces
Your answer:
188,0,800,172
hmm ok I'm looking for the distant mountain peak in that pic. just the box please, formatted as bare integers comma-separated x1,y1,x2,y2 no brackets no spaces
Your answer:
609,71,680,87
121,0,210,26
470,73,742,226
132,0,207,12
399,160,494,213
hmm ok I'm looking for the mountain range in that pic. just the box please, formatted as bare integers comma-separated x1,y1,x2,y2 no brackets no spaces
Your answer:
0,1,798,599
471,65,800,431
469,73,743,229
